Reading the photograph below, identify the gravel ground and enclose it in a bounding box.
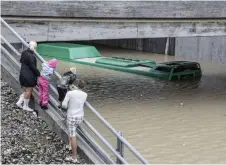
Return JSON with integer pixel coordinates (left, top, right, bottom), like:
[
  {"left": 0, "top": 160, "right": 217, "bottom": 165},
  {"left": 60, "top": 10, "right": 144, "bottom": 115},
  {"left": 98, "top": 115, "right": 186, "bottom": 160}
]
[{"left": 1, "top": 80, "right": 87, "bottom": 164}]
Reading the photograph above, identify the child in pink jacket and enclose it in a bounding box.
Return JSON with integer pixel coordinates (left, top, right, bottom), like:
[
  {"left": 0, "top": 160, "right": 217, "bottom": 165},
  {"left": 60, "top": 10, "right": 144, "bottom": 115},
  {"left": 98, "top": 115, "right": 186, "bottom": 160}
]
[{"left": 38, "top": 59, "right": 58, "bottom": 110}]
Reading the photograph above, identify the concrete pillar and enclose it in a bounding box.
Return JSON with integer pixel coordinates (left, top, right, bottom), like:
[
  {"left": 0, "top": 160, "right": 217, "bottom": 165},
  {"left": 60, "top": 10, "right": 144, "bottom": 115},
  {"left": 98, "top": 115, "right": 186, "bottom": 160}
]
[{"left": 175, "top": 36, "right": 226, "bottom": 64}]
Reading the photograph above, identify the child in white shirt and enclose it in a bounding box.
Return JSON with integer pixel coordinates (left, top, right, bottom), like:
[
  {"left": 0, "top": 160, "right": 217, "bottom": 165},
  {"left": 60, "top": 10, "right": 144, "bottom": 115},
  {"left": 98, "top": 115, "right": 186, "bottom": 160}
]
[{"left": 62, "top": 80, "right": 87, "bottom": 163}]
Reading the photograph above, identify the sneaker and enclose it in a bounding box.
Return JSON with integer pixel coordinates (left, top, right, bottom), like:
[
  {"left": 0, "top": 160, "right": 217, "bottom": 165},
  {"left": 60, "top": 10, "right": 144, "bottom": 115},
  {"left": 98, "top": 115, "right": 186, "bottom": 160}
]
[
  {"left": 23, "top": 105, "right": 34, "bottom": 112},
  {"left": 65, "top": 156, "right": 79, "bottom": 164},
  {"left": 41, "top": 106, "right": 48, "bottom": 110},
  {"left": 16, "top": 102, "right": 23, "bottom": 109}
]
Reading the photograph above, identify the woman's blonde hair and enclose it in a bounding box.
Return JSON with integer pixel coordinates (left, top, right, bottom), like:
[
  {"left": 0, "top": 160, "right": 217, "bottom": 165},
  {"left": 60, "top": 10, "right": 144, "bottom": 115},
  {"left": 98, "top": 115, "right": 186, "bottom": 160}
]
[{"left": 29, "top": 41, "right": 37, "bottom": 51}]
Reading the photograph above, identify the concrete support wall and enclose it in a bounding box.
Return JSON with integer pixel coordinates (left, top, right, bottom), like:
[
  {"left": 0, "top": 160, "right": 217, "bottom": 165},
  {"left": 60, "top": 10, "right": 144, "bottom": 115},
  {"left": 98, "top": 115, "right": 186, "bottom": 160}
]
[
  {"left": 2, "top": 1, "right": 226, "bottom": 18},
  {"left": 90, "top": 38, "right": 175, "bottom": 55},
  {"left": 3, "top": 19, "right": 226, "bottom": 43},
  {"left": 175, "top": 36, "right": 226, "bottom": 64}
]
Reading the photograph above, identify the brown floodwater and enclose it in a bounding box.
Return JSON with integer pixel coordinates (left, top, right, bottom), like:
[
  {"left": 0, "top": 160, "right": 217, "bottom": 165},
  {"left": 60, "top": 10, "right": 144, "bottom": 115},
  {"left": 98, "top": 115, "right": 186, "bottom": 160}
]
[{"left": 45, "top": 46, "right": 226, "bottom": 163}]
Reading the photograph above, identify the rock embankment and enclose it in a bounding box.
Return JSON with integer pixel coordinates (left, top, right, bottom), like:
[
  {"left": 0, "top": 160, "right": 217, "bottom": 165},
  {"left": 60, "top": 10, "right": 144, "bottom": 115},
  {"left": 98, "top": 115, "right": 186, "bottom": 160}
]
[{"left": 1, "top": 80, "right": 86, "bottom": 164}]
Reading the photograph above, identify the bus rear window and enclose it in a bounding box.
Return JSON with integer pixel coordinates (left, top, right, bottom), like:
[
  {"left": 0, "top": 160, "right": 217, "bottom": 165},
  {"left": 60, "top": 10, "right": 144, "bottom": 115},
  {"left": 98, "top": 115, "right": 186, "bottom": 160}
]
[
  {"left": 173, "top": 64, "right": 200, "bottom": 73},
  {"left": 155, "top": 66, "right": 172, "bottom": 72}
]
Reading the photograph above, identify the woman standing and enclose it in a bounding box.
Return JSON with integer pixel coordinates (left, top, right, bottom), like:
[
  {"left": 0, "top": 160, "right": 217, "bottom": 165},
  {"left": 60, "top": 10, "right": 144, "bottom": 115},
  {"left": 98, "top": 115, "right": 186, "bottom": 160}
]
[{"left": 16, "top": 41, "right": 40, "bottom": 111}]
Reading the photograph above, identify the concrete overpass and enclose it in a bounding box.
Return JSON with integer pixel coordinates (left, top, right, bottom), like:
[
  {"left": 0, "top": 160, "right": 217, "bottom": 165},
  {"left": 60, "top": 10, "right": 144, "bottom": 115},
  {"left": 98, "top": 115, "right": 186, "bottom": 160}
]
[
  {"left": 2, "top": 17, "right": 226, "bottom": 42},
  {"left": 1, "top": 1, "right": 226, "bottom": 64},
  {"left": 2, "top": 1, "right": 226, "bottom": 42}
]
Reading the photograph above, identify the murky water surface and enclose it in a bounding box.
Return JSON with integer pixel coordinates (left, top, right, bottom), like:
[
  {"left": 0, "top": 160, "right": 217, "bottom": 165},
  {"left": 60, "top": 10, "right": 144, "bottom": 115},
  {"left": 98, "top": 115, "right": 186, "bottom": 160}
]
[{"left": 46, "top": 46, "right": 226, "bottom": 163}]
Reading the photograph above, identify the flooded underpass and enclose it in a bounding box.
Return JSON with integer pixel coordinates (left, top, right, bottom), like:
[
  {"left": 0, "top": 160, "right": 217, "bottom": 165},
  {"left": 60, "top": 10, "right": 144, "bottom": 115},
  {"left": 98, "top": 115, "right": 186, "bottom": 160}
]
[{"left": 47, "top": 46, "right": 226, "bottom": 163}]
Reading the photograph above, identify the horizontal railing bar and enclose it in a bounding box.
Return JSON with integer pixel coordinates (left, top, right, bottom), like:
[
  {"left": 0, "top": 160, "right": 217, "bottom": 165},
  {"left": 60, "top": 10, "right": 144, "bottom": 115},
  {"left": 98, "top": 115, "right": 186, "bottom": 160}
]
[
  {"left": 1, "top": 45, "right": 20, "bottom": 67},
  {"left": 85, "top": 102, "right": 149, "bottom": 164},
  {"left": 78, "top": 126, "right": 115, "bottom": 164},
  {"left": 83, "top": 119, "right": 128, "bottom": 164},
  {"left": 1, "top": 35, "right": 21, "bottom": 56}
]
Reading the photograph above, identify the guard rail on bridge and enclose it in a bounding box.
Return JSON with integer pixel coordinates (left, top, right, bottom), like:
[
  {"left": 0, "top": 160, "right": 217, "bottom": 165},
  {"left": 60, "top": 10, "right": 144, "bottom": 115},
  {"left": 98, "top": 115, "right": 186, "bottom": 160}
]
[{"left": 1, "top": 18, "right": 149, "bottom": 164}]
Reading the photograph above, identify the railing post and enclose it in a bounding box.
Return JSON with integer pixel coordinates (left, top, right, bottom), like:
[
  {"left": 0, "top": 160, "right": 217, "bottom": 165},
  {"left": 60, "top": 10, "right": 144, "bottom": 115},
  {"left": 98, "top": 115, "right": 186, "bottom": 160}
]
[
  {"left": 116, "top": 131, "right": 124, "bottom": 164},
  {"left": 164, "top": 37, "right": 169, "bottom": 62}
]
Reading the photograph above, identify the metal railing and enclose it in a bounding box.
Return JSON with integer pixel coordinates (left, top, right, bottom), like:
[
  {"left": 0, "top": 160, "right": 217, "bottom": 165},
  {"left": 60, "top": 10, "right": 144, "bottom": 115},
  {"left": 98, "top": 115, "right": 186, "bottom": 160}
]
[
  {"left": 1, "top": 35, "right": 117, "bottom": 163},
  {"left": 1, "top": 18, "right": 149, "bottom": 164}
]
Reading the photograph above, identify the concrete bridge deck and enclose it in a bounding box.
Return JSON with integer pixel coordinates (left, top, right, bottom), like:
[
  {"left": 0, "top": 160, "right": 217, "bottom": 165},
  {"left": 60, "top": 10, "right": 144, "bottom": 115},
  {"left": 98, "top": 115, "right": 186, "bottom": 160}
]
[
  {"left": 2, "top": 1, "right": 226, "bottom": 41},
  {"left": 2, "top": 16, "right": 226, "bottom": 42}
]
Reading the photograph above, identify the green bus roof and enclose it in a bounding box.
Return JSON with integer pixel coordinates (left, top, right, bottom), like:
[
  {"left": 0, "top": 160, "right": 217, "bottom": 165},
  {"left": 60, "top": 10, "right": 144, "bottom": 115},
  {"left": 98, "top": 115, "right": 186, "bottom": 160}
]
[{"left": 37, "top": 43, "right": 101, "bottom": 60}]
